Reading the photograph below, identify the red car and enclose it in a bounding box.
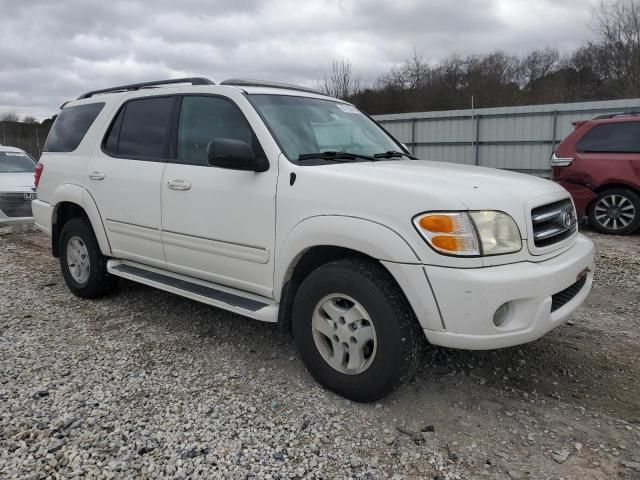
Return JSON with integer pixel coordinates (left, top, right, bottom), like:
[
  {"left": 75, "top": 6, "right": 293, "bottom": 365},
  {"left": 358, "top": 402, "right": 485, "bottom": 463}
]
[{"left": 552, "top": 113, "right": 640, "bottom": 235}]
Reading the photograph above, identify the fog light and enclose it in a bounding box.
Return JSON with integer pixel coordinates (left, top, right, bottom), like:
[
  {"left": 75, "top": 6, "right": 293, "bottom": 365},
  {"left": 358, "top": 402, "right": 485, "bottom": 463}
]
[{"left": 493, "top": 302, "right": 510, "bottom": 327}]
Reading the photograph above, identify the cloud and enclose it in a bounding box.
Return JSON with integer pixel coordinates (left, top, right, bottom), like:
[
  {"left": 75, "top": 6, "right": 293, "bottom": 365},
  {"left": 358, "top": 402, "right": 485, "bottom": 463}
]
[{"left": 0, "top": 0, "right": 594, "bottom": 119}]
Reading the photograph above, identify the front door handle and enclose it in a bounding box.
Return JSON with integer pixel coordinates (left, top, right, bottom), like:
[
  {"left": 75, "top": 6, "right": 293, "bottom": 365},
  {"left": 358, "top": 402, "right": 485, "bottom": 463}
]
[
  {"left": 88, "top": 171, "right": 105, "bottom": 181},
  {"left": 167, "top": 179, "right": 192, "bottom": 191}
]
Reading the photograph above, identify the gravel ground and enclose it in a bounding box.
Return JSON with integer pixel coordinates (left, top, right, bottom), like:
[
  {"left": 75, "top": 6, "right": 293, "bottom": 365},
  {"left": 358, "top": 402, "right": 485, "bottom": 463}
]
[{"left": 0, "top": 225, "right": 639, "bottom": 479}]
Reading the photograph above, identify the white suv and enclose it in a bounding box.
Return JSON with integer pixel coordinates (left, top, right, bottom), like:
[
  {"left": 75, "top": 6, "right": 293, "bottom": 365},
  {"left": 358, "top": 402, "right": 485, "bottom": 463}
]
[{"left": 33, "top": 78, "right": 595, "bottom": 401}]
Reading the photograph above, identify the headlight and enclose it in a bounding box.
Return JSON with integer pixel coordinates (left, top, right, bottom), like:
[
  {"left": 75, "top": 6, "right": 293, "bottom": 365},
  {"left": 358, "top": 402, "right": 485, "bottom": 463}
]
[
  {"left": 414, "top": 211, "right": 521, "bottom": 257},
  {"left": 468, "top": 211, "right": 522, "bottom": 255}
]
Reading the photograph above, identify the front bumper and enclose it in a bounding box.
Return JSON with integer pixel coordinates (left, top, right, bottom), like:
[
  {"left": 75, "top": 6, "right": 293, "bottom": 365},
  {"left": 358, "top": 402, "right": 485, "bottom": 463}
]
[
  {"left": 0, "top": 215, "right": 34, "bottom": 226},
  {"left": 422, "top": 234, "right": 594, "bottom": 350}
]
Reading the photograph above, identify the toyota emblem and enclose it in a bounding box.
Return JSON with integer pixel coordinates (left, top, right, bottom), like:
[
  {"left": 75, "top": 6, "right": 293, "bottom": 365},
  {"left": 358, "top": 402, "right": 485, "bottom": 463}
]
[{"left": 562, "top": 211, "right": 574, "bottom": 228}]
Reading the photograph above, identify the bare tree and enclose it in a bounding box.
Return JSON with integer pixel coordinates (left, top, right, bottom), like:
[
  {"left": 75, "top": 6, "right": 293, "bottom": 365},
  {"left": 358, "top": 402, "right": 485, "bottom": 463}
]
[
  {"left": 380, "top": 50, "right": 430, "bottom": 91},
  {"left": 593, "top": 0, "right": 640, "bottom": 95},
  {"left": 317, "top": 59, "right": 361, "bottom": 99},
  {"left": 518, "top": 48, "right": 560, "bottom": 87},
  {"left": 0, "top": 112, "right": 20, "bottom": 122},
  {"left": 22, "top": 116, "right": 37, "bottom": 124}
]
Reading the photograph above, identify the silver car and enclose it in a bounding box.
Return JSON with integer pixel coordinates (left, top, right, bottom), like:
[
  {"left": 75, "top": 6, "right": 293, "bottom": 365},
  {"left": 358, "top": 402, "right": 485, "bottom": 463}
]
[{"left": 0, "top": 145, "right": 37, "bottom": 225}]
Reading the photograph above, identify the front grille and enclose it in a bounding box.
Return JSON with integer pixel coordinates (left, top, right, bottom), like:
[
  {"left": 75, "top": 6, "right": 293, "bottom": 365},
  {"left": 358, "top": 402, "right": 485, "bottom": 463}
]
[
  {"left": 531, "top": 199, "right": 577, "bottom": 248},
  {"left": 0, "top": 192, "right": 35, "bottom": 218},
  {"left": 551, "top": 275, "right": 587, "bottom": 312}
]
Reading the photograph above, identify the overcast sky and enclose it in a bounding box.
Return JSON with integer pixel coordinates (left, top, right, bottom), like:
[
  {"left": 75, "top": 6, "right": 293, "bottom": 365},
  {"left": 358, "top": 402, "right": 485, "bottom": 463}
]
[{"left": 0, "top": 0, "right": 595, "bottom": 119}]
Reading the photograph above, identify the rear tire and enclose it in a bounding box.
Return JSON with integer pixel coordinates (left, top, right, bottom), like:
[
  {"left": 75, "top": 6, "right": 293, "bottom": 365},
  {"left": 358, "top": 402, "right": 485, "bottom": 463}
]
[
  {"left": 59, "top": 217, "right": 118, "bottom": 298},
  {"left": 587, "top": 187, "right": 640, "bottom": 235},
  {"left": 292, "top": 258, "right": 423, "bottom": 402}
]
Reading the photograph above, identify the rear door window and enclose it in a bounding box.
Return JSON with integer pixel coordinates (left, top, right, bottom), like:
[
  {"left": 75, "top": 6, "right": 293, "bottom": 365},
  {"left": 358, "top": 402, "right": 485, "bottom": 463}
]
[
  {"left": 577, "top": 122, "right": 640, "bottom": 153},
  {"left": 44, "top": 103, "right": 104, "bottom": 152},
  {"left": 104, "top": 96, "right": 174, "bottom": 159}
]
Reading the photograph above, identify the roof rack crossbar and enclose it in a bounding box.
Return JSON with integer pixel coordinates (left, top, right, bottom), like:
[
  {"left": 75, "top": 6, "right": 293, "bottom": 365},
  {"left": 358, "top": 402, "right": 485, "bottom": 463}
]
[
  {"left": 594, "top": 111, "right": 639, "bottom": 119},
  {"left": 220, "top": 78, "right": 325, "bottom": 96},
  {"left": 76, "top": 77, "right": 214, "bottom": 100}
]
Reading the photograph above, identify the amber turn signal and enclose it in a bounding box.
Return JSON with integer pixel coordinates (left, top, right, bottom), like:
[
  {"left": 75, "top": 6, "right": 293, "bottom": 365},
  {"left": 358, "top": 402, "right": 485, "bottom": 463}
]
[
  {"left": 419, "top": 214, "right": 454, "bottom": 233},
  {"left": 431, "top": 235, "right": 463, "bottom": 252}
]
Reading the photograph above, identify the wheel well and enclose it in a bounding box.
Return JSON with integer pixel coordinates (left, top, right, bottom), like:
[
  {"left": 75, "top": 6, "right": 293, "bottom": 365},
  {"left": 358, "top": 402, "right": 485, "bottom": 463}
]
[
  {"left": 51, "top": 202, "right": 88, "bottom": 257},
  {"left": 277, "top": 246, "right": 382, "bottom": 333},
  {"left": 592, "top": 183, "right": 639, "bottom": 196}
]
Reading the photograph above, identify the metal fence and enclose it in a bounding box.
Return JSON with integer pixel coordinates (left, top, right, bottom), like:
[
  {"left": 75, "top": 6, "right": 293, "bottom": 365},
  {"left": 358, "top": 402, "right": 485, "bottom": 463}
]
[
  {"left": 0, "top": 121, "right": 50, "bottom": 159},
  {"left": 373, "top": 98, "right": 640, "bottom": 176}
]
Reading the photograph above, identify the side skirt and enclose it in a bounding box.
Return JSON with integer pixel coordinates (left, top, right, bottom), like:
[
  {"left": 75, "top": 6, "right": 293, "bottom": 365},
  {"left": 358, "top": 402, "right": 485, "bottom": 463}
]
[{"left": 106, "top": 259, "right": 279, "bottom": 323}]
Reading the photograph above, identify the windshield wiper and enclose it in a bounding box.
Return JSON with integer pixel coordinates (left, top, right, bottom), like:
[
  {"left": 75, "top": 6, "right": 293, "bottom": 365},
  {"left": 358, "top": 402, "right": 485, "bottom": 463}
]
[
  {"left": 373, "top": 150, "right": 417, "bottom": 160},
  {"left": 298, "top": 151, "right": 376, "bottom": 162}
]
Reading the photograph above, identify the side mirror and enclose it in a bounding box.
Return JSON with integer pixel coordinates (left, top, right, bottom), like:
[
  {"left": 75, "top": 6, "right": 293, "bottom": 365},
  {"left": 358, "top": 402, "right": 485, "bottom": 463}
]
[{"left": 207, "top": 138, "right": 269, "bottom": 172}]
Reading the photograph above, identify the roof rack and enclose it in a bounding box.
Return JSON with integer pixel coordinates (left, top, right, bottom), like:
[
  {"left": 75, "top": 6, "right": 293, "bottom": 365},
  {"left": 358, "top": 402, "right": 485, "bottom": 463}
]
[
  {"left": 594, "top": 111, "right": 639, "bottom": 120},
  {"left": 76, "top": 77, "right": 214, "bottom": 100},
  {"left": 220, "top": 78, "right": 325, "bottom": 95}
]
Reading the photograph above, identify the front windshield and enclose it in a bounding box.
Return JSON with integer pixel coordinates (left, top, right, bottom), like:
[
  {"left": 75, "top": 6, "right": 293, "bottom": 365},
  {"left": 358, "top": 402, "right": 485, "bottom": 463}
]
[
  {"left": 0, "top": 152, "right": 36, "bottom": 173},
  {"left": 250, "top": 94, "right": 402, "bottom": 160}
]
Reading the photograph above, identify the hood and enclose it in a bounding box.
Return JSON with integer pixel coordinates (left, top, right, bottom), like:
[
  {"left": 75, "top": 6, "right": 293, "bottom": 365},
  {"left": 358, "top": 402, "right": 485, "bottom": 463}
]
[
  {"left": 324, "top": 160, "right": 563, "bottom": 206},
  {"left": 299, "top": 159, "right": 569, "bottom": 237},
  {"left": 0, "top": 172, "right": 36, "bottom": 192}
]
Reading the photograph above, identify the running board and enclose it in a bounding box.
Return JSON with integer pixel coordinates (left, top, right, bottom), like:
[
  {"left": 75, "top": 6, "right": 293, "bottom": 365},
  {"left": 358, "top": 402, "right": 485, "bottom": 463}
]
[{"left": 107, "top": 260, "right": 278, "bottom": 323}]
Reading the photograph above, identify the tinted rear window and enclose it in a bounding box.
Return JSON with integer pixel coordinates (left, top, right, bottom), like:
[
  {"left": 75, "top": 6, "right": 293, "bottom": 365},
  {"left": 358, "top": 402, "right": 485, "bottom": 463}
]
[
  {"left": 577, "top": 122, "right": 640, "bottom": 153},
  {"left": 104, "top": 96, "right": 174, "bottom": 159},
  {"left": 44, "top": 103, "right": 104, "bottom": 152}
]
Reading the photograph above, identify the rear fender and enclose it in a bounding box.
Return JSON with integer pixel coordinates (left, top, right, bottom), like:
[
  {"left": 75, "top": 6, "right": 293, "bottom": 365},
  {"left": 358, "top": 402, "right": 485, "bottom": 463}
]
[{"left": 51, "top": 183, "right": 112, "bottom": 256}]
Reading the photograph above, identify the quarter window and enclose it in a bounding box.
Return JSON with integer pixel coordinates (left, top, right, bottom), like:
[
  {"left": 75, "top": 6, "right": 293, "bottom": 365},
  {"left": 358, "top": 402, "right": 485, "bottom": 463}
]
[
  {"left": 577, "top": 122, "right": 640, "bottom": 153},
  {"left": 104, "top": 96, "right": 174, "bottom": 159},
  {"left": 44, "top": 103, "right": 104, "bottom": 152},
  {"left": 177, "top": 96, "right": 256, "bottom": 165}
]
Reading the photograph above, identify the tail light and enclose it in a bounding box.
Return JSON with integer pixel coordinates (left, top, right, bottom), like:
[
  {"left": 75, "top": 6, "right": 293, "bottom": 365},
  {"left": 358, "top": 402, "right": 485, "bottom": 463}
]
[{"left": 34, "top": 163, "right": 44, "bottom": 188}]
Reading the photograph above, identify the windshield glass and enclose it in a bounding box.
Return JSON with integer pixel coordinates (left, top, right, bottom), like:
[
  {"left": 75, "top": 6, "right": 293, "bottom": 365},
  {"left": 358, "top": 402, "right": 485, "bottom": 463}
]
[
  {"left": 250, "top": 94, "right": 402, "bottom": 161},
  {"left": 0, "top": 152, "right": 36, "bottom": 173}
]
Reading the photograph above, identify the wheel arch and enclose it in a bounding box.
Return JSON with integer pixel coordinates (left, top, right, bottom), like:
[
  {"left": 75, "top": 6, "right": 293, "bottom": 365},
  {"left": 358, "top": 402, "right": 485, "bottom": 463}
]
[
  {"left": 50, "top": 184, "right": 111, "bottom": 257},
  {"left": 591, "top": 182, "right": 640, "bottom": 196},
  {"left": 587, "top": 182, "right": 640, "bottom": 214},
  {"left": 274, "top": 216, "right": 423, "bottom": 333}
]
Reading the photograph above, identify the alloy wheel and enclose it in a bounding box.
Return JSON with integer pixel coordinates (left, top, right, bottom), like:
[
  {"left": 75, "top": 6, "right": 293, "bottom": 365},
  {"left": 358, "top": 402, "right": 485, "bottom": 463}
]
[
  {"left": 66, "top": 236, "right": 91, "bottom": 284},
  {"left": 311, "top": 294, "right": 377, "bottom": 375},
  {"left": 593, "top": 194, "right": 636, "bottom": 231}
]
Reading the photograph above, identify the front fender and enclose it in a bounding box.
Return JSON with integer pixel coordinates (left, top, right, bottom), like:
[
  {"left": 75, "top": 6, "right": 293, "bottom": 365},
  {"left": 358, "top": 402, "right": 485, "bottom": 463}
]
[
  {"left": 274, "top": 215, "right": 420, "bottom": 294},
  {"left": 51, "top": 183, "right": 112, "bottom": 256}
]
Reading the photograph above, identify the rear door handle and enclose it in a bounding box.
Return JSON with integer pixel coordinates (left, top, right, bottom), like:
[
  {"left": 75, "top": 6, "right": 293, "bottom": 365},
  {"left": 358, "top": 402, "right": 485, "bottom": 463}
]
[
  {"left": 167, "top": 179, "right": 192, "bottom": 191},
  {"left": 88, "top": 171, "right": 105, "bottom": 181}
]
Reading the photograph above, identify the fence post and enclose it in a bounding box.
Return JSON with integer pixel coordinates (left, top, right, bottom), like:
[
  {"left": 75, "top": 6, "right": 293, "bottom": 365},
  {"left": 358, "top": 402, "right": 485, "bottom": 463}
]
[
  {"left": 410, "top": 118, "right": 417, "bottom": 155},
  {"left": 474, "top": 114, "right": 481, "bottom": 166},
  {"left": 550, "top": 109, "right": 559, "bottom": 156}
]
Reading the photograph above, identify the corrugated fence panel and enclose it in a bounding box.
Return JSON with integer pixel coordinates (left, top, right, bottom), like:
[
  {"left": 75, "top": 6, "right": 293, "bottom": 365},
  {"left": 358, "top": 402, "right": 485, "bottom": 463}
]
[
  {"left": 414, "top": 145, "right": 475, "bottom": 164},
  {"left": 373, "top": 98, "right": 640, "bottom": 175},
  {"left": 383, "top": 121, "right": 412, "bottom": 145}
]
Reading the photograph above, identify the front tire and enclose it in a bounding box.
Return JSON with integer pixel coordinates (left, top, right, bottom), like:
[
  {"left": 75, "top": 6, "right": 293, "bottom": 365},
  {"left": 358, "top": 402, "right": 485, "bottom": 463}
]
[
  {"left": 292, "top": 258, "right": 423, "bottom": 402},
  {"left": 59, "top": 217, "right": 118, "bottom": 298},
  {"left": 587, "top": 188, "right": 640, "bottom": 235}
]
